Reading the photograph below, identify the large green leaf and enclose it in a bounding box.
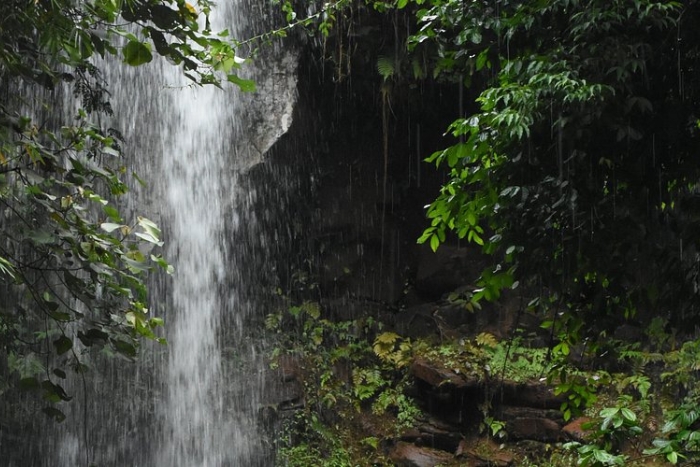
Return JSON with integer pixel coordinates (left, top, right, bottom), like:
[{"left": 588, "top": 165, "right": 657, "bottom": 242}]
[
  {"left": 227, "top": 73, "right": 256, "bottom": 92},
  {"left": 123, "top": 40, "right": 153, "bottom": 66},
  {"left": 52, "top": 335, "right": 73, "bottom": 355}
]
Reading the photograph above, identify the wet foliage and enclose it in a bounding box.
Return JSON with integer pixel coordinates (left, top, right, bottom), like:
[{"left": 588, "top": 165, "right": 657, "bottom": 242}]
[
  {"left": 0, "top": 0, "right": 251, "bottom": 428},
  {"left": 273, "top": 0, "right": 700, "bottom": 465}
]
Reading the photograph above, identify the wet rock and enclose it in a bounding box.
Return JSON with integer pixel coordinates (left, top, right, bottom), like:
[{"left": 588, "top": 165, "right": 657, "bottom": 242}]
[
  {"left": 256, "top": 356, "right": 305, "bottom": 417},
  {"left": 239, "top": 51, "right": 299, "bottom": 167},
  {"left": 497, "top": 405, "right": 563, "bottom": 424},
  {"left": 401, "top": 417, "right": 463, "bottom": 452},
  {"left": 507, "top": 417, "right": 562, "bottom": 442},
  {"left": 476, "top": 449, "right": 514, "bottom": 467},
  {"left": 395, "top": 303, "right": 440, "bottom": 339},
  {"left": 410, "top": 357, "right": 484, "bottom": 428},
  {"left": 277, "top": 354, "right": 302, "bottom": 382},
  {"left": 456, "top": 439, "right": 515, "bottom": 466},
  {"left": 562, "top": 417, "right": 594, "bottom": 442},
  {"left": 514, "top": 439, "right": 552, "bottom": 456},
  {"left": 499, "top": 381, "right": 565, "bottom": 409},
  {"left": 613, "top": 324, "right": 644, "bottom": 342},
  {"left": 389, "top": 441, "right": 453, "bottom": 467},
  {"left": 415, "top": 245, "right": 483, "bottom": 299},
  {"left": 411, "top": 357, "right": 480, "bottom": 389}
]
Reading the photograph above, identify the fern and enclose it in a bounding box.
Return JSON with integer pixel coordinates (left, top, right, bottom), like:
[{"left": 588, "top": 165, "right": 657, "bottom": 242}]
[
  {"left": 376, "top": 55, "right": 395, "bottom": 81},
  {"left": 476, "top": 332, "right": 498, "bottom": 348}
]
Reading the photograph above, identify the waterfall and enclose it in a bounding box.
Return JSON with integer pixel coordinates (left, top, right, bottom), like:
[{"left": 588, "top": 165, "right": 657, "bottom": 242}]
[
  {"left": 5, "top": 1, "right": 298, "bottom": 465},
  {"left": 114, "top": 2, "right": 298, "bottom": 465},
  {"left": 156, "top": 40, "right": 242, "bottom": 467}
]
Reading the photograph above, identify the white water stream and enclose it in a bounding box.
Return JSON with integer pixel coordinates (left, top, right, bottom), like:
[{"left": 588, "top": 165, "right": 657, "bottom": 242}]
[
  {"left": 31, "top": 2, "right": 298, "bottom": 465},
  {"left": 130, "top": 4, "right": 296, "bottom": 464},
  {"left": 157, "top": 48, "right": 237, "bottom": 467}
]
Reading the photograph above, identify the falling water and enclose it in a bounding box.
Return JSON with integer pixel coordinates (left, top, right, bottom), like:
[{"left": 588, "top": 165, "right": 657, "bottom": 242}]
[
  {"left": 120, "top": 2, "right": 298, "bottom": 464},
  {"left": 157, "top": 46, "right": 235, "bottom": 467},
  {"left": 4, "top": 1, "right": 298, "bottom": 465}
]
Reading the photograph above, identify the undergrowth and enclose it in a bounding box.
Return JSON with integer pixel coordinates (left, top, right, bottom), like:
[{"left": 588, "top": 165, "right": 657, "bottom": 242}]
[{"left": 267, "top": 295, "right": 700, "bottom": 466}]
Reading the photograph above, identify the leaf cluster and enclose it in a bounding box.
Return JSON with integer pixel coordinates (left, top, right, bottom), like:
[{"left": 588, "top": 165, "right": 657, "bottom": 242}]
[
  {"left": 0, "top": 0, "right": 258, "bottom": 424},
  {"left": 0, "top": 107, "right": 171, "bottom": 416},
  {"left": 0, "top": 0, "right": 254, "bottom": 90},
  {"left": 406, "top": 0, "right": 700, "bottom": 352},
  {"left": 267, "top": 300, "right": 420, "bottom": 465}
]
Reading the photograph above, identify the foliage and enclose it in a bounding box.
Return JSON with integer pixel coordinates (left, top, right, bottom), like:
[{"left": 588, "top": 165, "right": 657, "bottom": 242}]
[
  {"left": 408, "top": 0, "right": 698, "bottom": 338},
  {"left": 0, "top": 0, "right": 254, "bottom": 89},
  {"left": 482, "top": 416, "right": 506, "bottom": 440},
  {"left": 264, "top": 0, "right": 352, "bottom": 42},
  {"left": 0, "top": 0, "right": 254, "bottom": 422},
  {"left": 485, "top": 335, "right": 548, "bottom": 383},
  {"left": 372, "top": 331, "right": 412, "bottom": 368},
  {"left": 411, "top": 336, "right": 489, "bottom": 382},
  {"left": 644, "top": 399, "right": 700, "bottom": 464},
  {"left": 277, "top": 411, "right": 358, "bottom": 467},
  {"left": 277, "top": 0, "right": 700, "bottom": 464},
  {"left": 267, "top": 300, "right": 420, "bottom": 466},
  {"left": 567, "top": 399, "right": 643, "bottom": 467},
  {"left": 409, "top": 1, "right": 682, "bottom": 333}
]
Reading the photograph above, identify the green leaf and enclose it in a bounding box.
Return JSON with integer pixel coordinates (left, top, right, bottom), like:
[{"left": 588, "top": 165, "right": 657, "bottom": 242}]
[
  {"left": 136, "top": 216, "right": 164, "bottom": 245},
  {"left": 133, "top": 231, "right": 163, "bottom": 246},
  {"left": 53, "top": 335, "right": 73, "bottom": 355},
  {"left": 377, "top": 56, "right": 395, "bottom": 80},
  {"left": 476, "top": 49, "right": 490, "bottom": 71},
  {"left": 150, "top": 254, "right": 174, "bottom": 274},
  {"left": 77, "top": 329, "right": 109, "bottom": 347},
  {"left": 111, "top": 339, "right": 137, "bottom": 359},
  {"left": 48, "top": 311, "right": 72, "bottom": 322},
  {"left": 103, "top": 205, "right": 123, "bottom": 222},
  {"left": 41, "top": 380, "right": 72, "bottom": 402},
  {"left": 100, "top": 222, "right": 124, "bottom": 233},
  {"left": 42, "top": 406, "right": 66, "bottom": 423},
  {"left": 429, "top": 234, "right": 440, "bottom": 252},
  {"left": 620, "top": 407, "right": 636, "bottom": 422},
  {"left": 226, "top": 74, "right": 256, "bottom": 92},
  {"left": 28, "top": 230, "right": 55, "bottom": 245},
  {"left": 301, "top": 301, "right": 321, "bottom": 319},
  {"left": 124, "top": 257, "right": 149, "bottom": 272},
  {"left": 101, "top": 145, "right": 120, "bottom": 157},
  {"left": 123, "top": 40, "right": 153, "bottom": 66},
  {"left": 0, "top": 256, "right": 16, "bottom": 279},
  {"left": 137, "top": 216, "right": 161, "bottom": 238},
  {"left": 150, "top": 5, "right": 181, "bottom": 29},
  {"left": 149, "top": 317, "right": 164, "bottom": 328}
]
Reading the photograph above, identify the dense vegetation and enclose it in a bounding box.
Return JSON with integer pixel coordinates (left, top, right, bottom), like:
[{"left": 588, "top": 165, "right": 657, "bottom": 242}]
[
  {"left": 0, "top": 0, "right": 250, "bottom": 423},
  {"left": 5, "top": 0, "right": 700, "bottom": 465},
  {"left": 414, "top": 0, "right": 692, "bottom": 348},
  {"left": 271, "top": 0, "right": 700, "bottom": 465}
]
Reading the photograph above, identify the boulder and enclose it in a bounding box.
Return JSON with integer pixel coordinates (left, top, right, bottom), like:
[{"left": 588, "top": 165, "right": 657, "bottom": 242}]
[
  {"left": 499, "top": 381, "right": 565, "bottom": 409},
  {"left": 411, "top": 357, "right": 480, "bottom": 389},
  {"left": 562, "top": 417, "right": 594, "bottom": 442},
  {"left": 389, "top": 441, "right": 453, "bottom": 467},
  {"left": 400, "top": 417, "right": 463, "bottom": 452},
  {"left": 496, "top": 405, "right": 563, "bottom": 424},
  {"left": 415, "top": 245, "right": 483, "bottom": 299},
  {"left": 507, "top": 417, "right": 562, "bottom": 442},
  {"left": 456, "top": 439, "right": 515, "bottom": 466}
]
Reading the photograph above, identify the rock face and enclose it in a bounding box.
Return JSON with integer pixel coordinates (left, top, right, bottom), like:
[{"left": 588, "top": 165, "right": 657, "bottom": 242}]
[
  {"left": 409, "top": 357, "right": 567, "bottom": 443},
  {"left": 389, "top": 442, "right": 454, "bottom": 467},
  {"left": 562, "top": 417, "right": 594, "bottom": 442},
  {"left": 237, "top": 50, "right": 299, "bottom": 168},
  {"left": 257, "top": 11, "right": 567, "bottom": 465}
]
